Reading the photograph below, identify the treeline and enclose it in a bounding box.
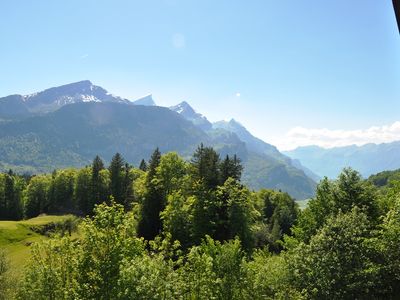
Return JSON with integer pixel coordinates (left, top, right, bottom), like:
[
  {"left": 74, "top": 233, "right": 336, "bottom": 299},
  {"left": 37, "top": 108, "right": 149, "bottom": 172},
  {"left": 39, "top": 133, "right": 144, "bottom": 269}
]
[
  {"left": 0, "top": 170, "right": 24, "bottom": 220},
  {"left": 0, "top": 144, "right": 296, "bottom": 252},
  {"left": 3, "top": 145, "right": 400, "bottom": 298},
  {"left": 0, "top": 153, "right": 134, "bottom": 220}
]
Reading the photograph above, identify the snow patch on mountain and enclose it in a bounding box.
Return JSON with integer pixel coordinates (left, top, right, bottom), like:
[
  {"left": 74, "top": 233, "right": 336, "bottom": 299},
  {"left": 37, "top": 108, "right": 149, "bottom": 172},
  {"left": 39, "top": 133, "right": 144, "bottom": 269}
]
[
  {"left": 169, "top": 101, "right": 212, "bottom": 131},
  {"left": 0, "top": 80, "right": 131, "bottom": 114}
]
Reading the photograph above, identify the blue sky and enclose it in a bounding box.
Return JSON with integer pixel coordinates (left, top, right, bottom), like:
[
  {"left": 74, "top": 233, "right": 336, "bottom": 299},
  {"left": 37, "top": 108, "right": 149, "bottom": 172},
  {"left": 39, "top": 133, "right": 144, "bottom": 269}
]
[{"left": 0, "top": 0, "right": 399, "bottom": 149}]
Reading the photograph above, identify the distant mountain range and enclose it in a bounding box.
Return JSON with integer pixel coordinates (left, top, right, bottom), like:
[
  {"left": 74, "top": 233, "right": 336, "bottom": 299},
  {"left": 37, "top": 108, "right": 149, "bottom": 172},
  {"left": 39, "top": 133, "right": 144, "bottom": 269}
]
[
  {"left": 285, "top": 142, "right": 400, "bottom": 179},
  {"left": 0, "top": 81, "right": 317, "bottom": 199}
]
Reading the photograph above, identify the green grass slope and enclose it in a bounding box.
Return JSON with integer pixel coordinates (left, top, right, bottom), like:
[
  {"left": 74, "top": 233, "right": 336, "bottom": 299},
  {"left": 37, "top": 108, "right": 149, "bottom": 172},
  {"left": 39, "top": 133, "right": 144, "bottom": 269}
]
[{"left": 0, "top": 215, "right": 75, "bottom": 272}]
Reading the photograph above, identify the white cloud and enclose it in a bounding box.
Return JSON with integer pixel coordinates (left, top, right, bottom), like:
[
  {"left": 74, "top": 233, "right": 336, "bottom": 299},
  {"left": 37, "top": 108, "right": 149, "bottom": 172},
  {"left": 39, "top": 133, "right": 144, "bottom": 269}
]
[
  {"left": 80, "top": 54, "right": 89, "bottom": 59},
  {"left": 274, "top": 121, "right": 400, "bottom": 151},
  {"left": 172, "top": 33, "right": 185, "bottom": 49},
  {"left": 236, "top": 92, "right": 241, "bottom": 97}
]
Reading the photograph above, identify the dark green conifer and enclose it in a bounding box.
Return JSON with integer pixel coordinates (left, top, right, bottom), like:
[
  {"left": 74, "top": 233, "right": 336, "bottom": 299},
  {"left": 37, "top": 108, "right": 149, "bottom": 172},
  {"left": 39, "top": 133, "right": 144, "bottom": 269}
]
[
  {"left": 109, "top": 153, "right": 125, "bottom": 205},
  {"left": 137, "top": 148, "right": 163, "bottom": 240},
  {"left": 139, "top": 159, "right": 147, "bottom": 171},
  {"left": 122, "top": 163, "right": 133, "bottom": 210},
  {"left": 91, "top": 155, "right": 106, "bottom": 211},
  {"left": 219, "top": 154, "right": 243, "bottom": 184},
  {"left": 4, "top": 171, "right": 19, "bottom": 220},
  {"left": 191, "top": 143, "right": 220, "bottom": 190}
]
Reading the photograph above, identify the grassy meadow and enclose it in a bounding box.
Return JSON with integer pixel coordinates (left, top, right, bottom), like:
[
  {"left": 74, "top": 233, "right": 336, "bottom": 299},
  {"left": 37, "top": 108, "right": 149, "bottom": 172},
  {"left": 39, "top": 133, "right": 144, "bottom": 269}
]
[{"left": 0, "top": 215, "right": 77, "bottom": 273}]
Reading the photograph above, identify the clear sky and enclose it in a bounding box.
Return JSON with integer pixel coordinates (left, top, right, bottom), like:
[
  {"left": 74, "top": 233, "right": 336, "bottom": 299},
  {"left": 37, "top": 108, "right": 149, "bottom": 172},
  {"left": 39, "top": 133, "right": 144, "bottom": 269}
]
[{"left": 0, "top": 0, "right": 399, "bottom": 150}]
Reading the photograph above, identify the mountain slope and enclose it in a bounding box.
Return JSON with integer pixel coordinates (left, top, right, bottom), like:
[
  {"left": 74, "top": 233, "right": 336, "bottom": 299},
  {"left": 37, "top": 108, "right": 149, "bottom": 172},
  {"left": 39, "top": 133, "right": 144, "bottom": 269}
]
[
  {"left": 0, "top": 80, "right": 131, "bottom": 117},
  {"left": 285, "top": 142, "right": 400, "bottom": 178},
  {"left": 0, "top": 102, "right": 208, "bottom": 173},
  {"left": 170, "top": 101, "right": 212, "bottom": 131},
  {"left": 133, "top": 94, "right": 156, "bottom": 106},
  {"left": 368, "top": 168, "right": 400, "bottom": 188},
  {"left": 0, "top": 95, "right": 31, "bottom": 119},
  {"left": 0, "top": 101, "right": 315, "bottom": 198},
  {"left": 170, "top": 102, "right": 317, "bottom": 198},
  {"left": 0, "top": 82, "right": 317, "bottom": 199},
  {"left": 242, "top": 152, "right": 316, "bottom": 200},
  {"left": 213, "top": 119, "right": 282, "bottom": 159},
  {"left": 212, "top": 119, "right": 320, "bottom": 181}
]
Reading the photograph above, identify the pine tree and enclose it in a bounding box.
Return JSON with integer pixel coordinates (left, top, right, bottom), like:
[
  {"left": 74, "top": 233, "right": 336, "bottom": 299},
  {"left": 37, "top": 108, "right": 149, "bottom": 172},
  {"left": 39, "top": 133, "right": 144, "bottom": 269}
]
[
  {"left": 91, "top": 155, "right": 106, "bottom": 212},
  {"left": 147, "top": 148, "right": 161, "bottom": 179},
  {"left": 92, "top": 155, "right": 104, "bottom": 175},
  {"left": 75, "top": 167, "right": 92, "bottom": 215},
  {"left": 139, "top": 159, "right": 147, "bottom": 171},
  {"left": 219, "top": 154, "right": 243, "bottom": 184},
  {"left": 4, "top": 171, "right": 20, "bottom": 220},
  {"left": 109, "top": 153, "right": 126, "bottom": 205},
  {"left": 191, "top": 144, "right": 220, "bottom": 190},
  {"left": 137, "top": 148, "right": 163, "bottom": 240},
  {"left": 92, "top": 156, "right": 105, "bottom": 199},
  {"left": 122, "top": 163, "right": 134, "bottom": 210}
]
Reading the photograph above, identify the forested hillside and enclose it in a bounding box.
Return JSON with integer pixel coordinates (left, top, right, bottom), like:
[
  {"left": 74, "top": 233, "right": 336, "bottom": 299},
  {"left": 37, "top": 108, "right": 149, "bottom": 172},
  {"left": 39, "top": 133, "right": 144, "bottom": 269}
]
[
  {"left": 0, "top": 82, "right": 317, "bottom": 199},
  {"left": 1, "top": 146, "right": 400, "bottom": 299},
  {"left": 369, "top": 168, "right": 400, "bottom": 187},
  {"left": 0, "top": 102, "right": 207, "bottom": 173}
]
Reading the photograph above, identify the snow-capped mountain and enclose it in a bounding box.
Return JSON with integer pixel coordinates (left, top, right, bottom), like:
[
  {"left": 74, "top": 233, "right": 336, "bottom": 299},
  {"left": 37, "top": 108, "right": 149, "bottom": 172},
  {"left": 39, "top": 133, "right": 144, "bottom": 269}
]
[
  {"left": 169, "top": 101, "right": 212, "bottom": 131},
  {"left": 0, "top": 80, "right": 130, "bottom": 117},
  {"left": 23, "top": 80, "right": 130, "bottom": 113}
]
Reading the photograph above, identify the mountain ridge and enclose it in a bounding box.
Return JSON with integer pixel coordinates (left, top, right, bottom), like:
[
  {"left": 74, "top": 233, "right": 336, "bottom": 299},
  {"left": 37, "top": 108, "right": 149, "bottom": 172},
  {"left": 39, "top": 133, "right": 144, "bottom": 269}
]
[
  {"left": 169, "top": 101, "right": 317, "bottom": 198},
  {"left": 0, "top": 81, "right": 317, "bottom": 199},
  {"left": 0, "top": 80, "right": 131, "bottom": 117},
  {"left": 169, "top": 101, "right": 212, "bottom": 131},
  {"left": 285, "top": 142, "right": 400, "bottom": 178},
  {"left": 133, "top": 94, "right": 156, "bottom": 106}
]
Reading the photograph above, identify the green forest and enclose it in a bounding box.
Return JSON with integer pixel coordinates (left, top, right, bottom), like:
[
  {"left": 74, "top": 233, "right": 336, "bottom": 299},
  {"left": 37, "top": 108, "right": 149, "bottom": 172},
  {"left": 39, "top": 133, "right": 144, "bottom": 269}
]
[{"left": 1, "top": 144, "right": 400, "bottom": 299}]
